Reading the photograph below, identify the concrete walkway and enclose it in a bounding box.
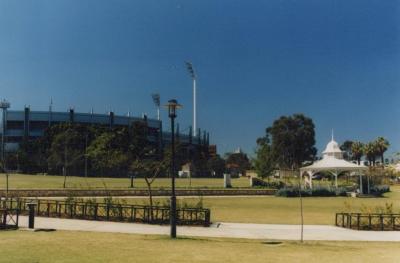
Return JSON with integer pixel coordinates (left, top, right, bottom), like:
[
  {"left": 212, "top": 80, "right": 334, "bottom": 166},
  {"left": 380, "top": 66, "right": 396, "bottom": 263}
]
[{"left": 18, "top": 216, "right": 400, "bottom": 242}]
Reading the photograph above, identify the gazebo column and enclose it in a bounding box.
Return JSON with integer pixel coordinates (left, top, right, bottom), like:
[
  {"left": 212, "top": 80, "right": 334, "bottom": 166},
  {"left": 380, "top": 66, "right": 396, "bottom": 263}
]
[
  {"left": 309, "top": 172, "right": 313, "bottom": 189},
  {"left": 359, "top": 172, "right": 363, "bottom": 194},
  {"left": 335, "top": 171, "right": 338, "bottom": 189}
]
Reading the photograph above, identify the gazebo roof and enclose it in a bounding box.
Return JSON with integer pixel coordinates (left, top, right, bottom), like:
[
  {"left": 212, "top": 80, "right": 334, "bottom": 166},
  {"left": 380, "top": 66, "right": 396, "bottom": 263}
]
[{"left": 300, "top": 156, "right": 367, "bottom": 172}]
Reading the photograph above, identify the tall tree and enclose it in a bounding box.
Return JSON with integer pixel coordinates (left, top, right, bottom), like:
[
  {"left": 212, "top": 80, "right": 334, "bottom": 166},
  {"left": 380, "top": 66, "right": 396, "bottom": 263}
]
[
  {"left": 266, "top": 114, "right": 316, "bottom": 169},
  {"left": 363, "top": 142, "right": 377, "bottom": 166},
  {"left": 340, "top": 140, "right": 354, "bottom": 161},
  {"left": 207, "top": 155, "right": 226, "bottom": 177},
  {"left": 253, "top": 136, "right": 276, "bottom": 181},
  {"left": 225, "top": 151, "right": 251, "bottom": 176},
  {"left": 351, "top": 141, "right": 364, "bottom": 165},
  {"left": 374, "top": 137, "right": 389, "bottom": 166}
]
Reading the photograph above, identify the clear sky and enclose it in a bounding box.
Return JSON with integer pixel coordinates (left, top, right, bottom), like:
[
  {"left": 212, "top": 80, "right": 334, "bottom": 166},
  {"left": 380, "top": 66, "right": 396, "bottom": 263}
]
[{"left": 0, "top": 0, "right": 399, "bottom": 157}]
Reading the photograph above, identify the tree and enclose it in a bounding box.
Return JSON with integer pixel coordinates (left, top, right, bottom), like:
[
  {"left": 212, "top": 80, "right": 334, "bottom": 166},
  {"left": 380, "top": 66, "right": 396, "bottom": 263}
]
[
  {"left": 340, "top": 140, "right": 354, "bottom": 161},
  {"left": 207, "top": 155, "right": 226, "bottom": 177},
  {"left": 86, "top": 131, "right": 130, "bottom": 176},
  {"left": 374, "top": 137, "right": 389, "bottom": 166},
  {"left": 225, "top": 151, "right": 251, "bottom": 176},
  {"left": 266, "top": 114, "right": 316, "bottom": 169},
  {"left": 253, "top": 136, "right": 275, "bottom": 181},
  {"left": 131, "top": 156, "right": 168, "bottom": 220},
  {"left": 351, "top": 141, "right": 364, "bottom": 165},
  {"left": 363, "top": 142, "right": 377, "bottom": 166},
  {"left": 47, "top": 125, "right": 87, "bottom": 187}
]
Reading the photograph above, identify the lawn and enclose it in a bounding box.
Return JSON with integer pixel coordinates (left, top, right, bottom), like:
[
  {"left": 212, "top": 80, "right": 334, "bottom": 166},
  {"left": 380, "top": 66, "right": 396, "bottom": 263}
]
[
  {"left": 0, "top": 173, "right": 250, "bottom": 189},
  {"left": 0, "top": 230, "right": 399, "bottom": 263}
]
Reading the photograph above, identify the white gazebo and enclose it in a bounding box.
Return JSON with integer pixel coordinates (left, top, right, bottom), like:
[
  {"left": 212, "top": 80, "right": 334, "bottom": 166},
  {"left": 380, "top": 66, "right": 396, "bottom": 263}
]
[{"left": 300, "top": 135, "right": 367, "bottom": 193}]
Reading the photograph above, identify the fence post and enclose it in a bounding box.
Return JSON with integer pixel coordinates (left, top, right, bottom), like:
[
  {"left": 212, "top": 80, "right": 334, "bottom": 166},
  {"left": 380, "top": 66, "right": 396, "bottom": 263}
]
[
  {"left": 380, "top": 215, "right": 384, "bottom": 231},
  {"left": 27, "top": 203, "right": 36, "bottom": 229},
  {"left": 205, "top": 210, "right": 210, "bottom": 226},
  {"left": 369, "top": 215, "right": 372, "bottom": 230},
  {"left": 16, "top": 208, "right": 19, "bottom": 227},
  {"left": 335, "top": 214, "right": 338, "bottom": 226},
  {"left": 357, "top": 214, "right": 360, "bottom": 230},
  {"left": 349, "top": 214, "right": 352, "bottom": 229},
  {"left": 392, "top": 215, "right": 395, "bottom": 230},
  {"left": 106, "top": 205, "right": 110, "bottom": 221},
  {"left": 47, "top": 202, "right": 50, "bottom": 217},
  {"left": 94, "top": 204, "right": 98, "bottom": 220}
]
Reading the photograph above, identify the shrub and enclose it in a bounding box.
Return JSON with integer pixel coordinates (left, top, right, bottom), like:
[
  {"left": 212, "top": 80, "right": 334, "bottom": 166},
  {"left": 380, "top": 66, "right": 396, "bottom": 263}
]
[
  {"left": 275, "top": 186, "right": 347, "bottom": 197},
  {"left": 370, "top": 185, "right": 390, "bottom": 196},
  {"left": 252, "top": 177, "right": 285, "bottom": 189}
]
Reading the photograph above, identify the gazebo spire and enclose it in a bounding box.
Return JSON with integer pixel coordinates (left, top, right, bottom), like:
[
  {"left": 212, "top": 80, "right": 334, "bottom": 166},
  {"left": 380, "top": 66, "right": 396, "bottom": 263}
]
[{"left": 331, "top": 129, "right": 334, "bottom": 141}]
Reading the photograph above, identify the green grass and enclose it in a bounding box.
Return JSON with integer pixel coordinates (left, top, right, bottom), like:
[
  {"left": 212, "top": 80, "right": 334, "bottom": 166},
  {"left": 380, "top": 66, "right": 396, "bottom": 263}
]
[
  {"left": 0, "top": 230, "right": 399, "bottom": 263},
  {"left": 0, "top": 173, "right": 250, "bottom": 189}
]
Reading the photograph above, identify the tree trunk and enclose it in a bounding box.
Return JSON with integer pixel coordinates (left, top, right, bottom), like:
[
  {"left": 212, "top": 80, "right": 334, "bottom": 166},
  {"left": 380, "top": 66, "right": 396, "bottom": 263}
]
[
  {"left": 381, "top": 154, "right": 384, "bottom": 167},
  {"left": 145, "top": 179, "right": 153, "bottom": 222}
]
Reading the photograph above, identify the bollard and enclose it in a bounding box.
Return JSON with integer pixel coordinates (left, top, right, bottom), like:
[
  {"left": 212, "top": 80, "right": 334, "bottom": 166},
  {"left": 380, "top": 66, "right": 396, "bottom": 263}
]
[{"left": 27, "top": 203, "right": 37, "bottom": 229}]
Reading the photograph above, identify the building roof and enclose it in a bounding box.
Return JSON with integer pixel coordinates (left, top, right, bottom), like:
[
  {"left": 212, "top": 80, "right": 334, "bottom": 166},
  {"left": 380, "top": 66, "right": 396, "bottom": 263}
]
[
  {"left": 322, "top": 138, "right": 343, "bottom": 155},
  {"left": 300, "top": 156, "right": 367, "bottom": 172}
]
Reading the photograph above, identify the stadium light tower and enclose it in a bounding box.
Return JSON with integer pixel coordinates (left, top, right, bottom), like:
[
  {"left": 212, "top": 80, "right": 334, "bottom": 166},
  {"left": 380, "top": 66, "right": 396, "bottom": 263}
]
[
  {"left": 151, "top": 93, "right": 161, "bottom": 120},
  {"left": 0, "top": 99, "right": 10, "bottom": 163},
  {"left": 185, "top": 61, "right": 197, "bottom": 137}
]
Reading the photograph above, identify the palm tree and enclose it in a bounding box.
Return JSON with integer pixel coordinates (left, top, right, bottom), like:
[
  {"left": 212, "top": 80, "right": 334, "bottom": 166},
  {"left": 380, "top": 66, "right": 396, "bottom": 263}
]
[
  {"left": 351, "top": 141, "right": 364, "bottom": 165},
  {"left": 374, "top": 137, "right": 389, "bottom": 166},
  {"left": 363, "top": 142, "right": 378, "bottom": 166}
]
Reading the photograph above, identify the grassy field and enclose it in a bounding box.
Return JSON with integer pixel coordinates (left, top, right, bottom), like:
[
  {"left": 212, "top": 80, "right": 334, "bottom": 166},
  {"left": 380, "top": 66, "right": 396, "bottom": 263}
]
[
  {"left": 0, "top": 173, "right": 251, "bottom": 189},
  {"left": 0, "top": 230, "right": 399, "bottom": 263},
  {"left": 103, "top": 186, "right": 400, "bottom": 225}
]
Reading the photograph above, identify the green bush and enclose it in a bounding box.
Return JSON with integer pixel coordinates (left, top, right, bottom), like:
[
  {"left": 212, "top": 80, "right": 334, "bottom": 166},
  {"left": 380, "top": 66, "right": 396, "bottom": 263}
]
[
  {"left": 370, "top": 185, "right": 390, "bottom": 196},
  {"left": 276, "top": 186, "right": 347, "bottom": 197}
]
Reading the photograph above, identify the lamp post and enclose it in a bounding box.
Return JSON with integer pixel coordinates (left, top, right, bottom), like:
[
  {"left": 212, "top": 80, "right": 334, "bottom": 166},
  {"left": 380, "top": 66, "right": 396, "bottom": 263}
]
[
  {"left": 0, "top": 100, "right": 10, "bottom": 201},
  {"left": 164, "top": 99, "right": 182, "bottom": 238}
]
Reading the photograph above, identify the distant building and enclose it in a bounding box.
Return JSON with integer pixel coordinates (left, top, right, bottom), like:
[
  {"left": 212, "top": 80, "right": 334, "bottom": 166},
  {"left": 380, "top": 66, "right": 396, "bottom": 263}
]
[{"left": 0, "top": 106, "right": 210, "bottom": 153}]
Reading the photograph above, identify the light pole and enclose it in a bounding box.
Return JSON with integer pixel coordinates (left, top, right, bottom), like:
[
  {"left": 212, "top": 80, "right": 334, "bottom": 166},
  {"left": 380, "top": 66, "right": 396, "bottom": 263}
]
[
  {"left": 185, "top": 62, "right": 196, "bottom": 137},
  {"left": 152, "top": 93, "right": 161, "bottom": 121},
  {"left": 164, "top": 99, "right": 182, "bottom": 238},
  {"left": 0, "top": 100, "right": 10, "bottom": 200}
]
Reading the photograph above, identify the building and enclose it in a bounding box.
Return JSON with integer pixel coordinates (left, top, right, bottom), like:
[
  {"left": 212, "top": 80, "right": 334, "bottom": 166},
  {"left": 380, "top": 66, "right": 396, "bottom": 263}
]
[{"left": 0, "top": 106, "right": 210, "bottom": 153}]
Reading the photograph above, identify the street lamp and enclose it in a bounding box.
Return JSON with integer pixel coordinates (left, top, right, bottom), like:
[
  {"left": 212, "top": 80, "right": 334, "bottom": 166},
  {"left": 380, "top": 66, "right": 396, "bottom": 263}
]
[
  {"left": 0, "top": 100, "right": 10, "bottom": 201},
  {"left": 164, "top": 99, "right": 182, "bottom": 238}
]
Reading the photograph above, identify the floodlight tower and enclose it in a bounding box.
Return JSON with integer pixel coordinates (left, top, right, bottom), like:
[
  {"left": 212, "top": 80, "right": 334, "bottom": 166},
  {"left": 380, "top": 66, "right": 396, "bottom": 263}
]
[
  {"left": 151, "top": 93, "right": 161, "bottom": 120},
  {"left": 0, "top": 100, "right": 10, "bottom": 163},
  {"left": 185, "top": 61, "right": 197, "bottom": 137}
]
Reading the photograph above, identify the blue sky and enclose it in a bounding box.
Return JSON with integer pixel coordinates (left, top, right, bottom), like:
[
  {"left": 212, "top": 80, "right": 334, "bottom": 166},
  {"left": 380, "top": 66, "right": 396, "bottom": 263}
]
[{"left": 0, "top": 0, "right": 399, "bottom": 157}]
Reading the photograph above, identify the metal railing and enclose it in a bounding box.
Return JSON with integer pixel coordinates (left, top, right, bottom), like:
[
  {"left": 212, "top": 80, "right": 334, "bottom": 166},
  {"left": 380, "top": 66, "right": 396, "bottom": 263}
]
[
  {"left": 0, "top": 208, "right": 19, "bottom": 230},
  {"left": 7, "top": 198, "right": 211, "bottom": 227},
  {"left": 336, "top": 213, "right": 400, "bottom": 231}
]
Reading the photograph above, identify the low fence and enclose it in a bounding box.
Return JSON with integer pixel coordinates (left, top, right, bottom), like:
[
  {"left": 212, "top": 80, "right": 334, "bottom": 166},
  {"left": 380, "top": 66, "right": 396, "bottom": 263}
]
[
  {"left": 7, "top": 199, "right": 211, "bottom": 227},
  {"left": 0, "top": 208, "right": 19, "bottom": 230},
  {"left": 335, "top": 213, "right": 400, "bottom": 231},
  {"left": 0, "top": 188, "right": 277, "bottom": 198}
]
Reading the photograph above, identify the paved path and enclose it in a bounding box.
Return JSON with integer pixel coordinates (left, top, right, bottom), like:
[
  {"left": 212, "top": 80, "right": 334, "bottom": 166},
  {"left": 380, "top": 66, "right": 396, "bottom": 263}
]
[{"left": 18, "top": 216, "right": 400, "bottom": 241}]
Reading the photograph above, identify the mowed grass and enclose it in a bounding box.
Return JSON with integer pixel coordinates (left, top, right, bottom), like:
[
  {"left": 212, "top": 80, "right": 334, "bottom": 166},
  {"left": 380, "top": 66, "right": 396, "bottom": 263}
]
[
  {"left": 1, "top": 230, "right": 399, "bottom": 263},
  {"left": 0, "top": 173, "right": 250, "bottom": 189},
  {"left": 112, "top": 186, "right": 400, "bottom": 225}
]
